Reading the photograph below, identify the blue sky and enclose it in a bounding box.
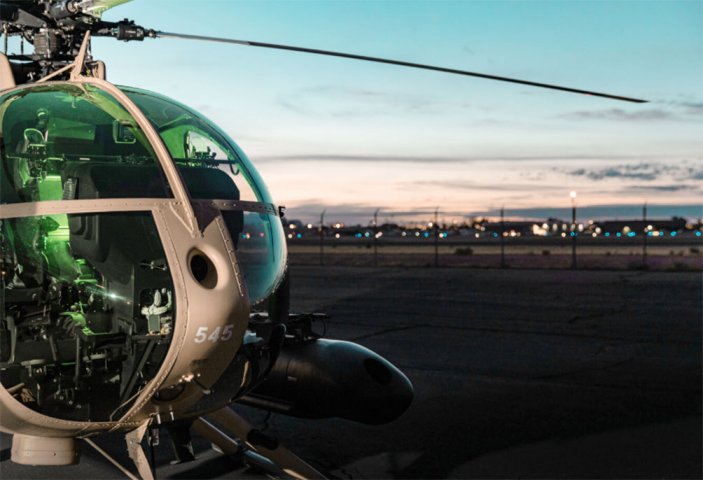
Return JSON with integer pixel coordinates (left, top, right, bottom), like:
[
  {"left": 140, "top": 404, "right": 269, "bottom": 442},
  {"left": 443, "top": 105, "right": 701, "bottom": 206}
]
[{"left": 20, "top": 0, "right": 703, "bottom": 223}]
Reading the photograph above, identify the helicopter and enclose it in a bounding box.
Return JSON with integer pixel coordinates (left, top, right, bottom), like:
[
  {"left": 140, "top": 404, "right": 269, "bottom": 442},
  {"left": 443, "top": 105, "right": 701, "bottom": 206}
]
[{"left": 0, "top": 1, "right": 647, "bottom": 478}]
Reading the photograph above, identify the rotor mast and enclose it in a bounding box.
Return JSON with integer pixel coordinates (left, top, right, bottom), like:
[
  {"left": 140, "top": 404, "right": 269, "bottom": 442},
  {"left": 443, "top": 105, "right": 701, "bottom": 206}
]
[{"left": 0, "top": 0, "right": 149, "bottom": 83}]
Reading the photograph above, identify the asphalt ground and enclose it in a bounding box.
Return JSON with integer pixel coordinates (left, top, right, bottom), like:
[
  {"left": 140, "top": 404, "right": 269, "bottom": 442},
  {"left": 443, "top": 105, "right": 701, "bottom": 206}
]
[{"left": 1, "top": 266, "right": 701, "bottom": 479}]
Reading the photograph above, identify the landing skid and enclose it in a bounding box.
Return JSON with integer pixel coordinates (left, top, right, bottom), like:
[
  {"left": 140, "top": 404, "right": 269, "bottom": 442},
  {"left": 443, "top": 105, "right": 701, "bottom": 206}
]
[{"left": 82, "top": 408, "right": 326, "bottom": 479}]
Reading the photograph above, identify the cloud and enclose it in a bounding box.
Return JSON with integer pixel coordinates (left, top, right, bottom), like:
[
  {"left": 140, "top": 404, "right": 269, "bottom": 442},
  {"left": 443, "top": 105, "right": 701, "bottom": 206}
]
[
  {"left": 284, "top": 201, "right": 442, "bottom": 221},
  {"left": 259, "top": 154, "right": 463, "bottom": 163},
  {"left": 276, "top": 85, "right": 442, "bottom": 117},
  {"left": 678, "top": 101, "right": 703, "bottom": 114},
  {"left": 561, "top": 108, "right": 675, "bottom": 121},
  {"left": 562, "top": 96, "right": 703, "bottom": 122},
  {"left": 257, "top": 153, "right": 675, "bottom": 164},
  {"left": 474, "top": 204, "right": 703, "bottom": 221},
  {"left": 284, "top": 202, "right": 703, "bottom": 223},
  {"left": 410, "top": 180, "right": 565, "bottom": 192},
  {"left": 565, "top": 161, "right": 703, "bottom": 182},
  {"left": 624, "top": 184, "right": 699, "bottom": 193},
  {"left": 659, "top": 99, "right": 703, "bottom": 115},
  {"left": 284, "top": 200, "right": 489, "bottom": 221},
  {"left": 568, "top": 163, "right": 664, "bottom": 181}
]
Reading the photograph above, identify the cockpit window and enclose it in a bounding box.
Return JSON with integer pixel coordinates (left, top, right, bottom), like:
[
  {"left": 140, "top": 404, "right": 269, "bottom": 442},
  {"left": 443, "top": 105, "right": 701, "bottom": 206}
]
[
  {"left": 0, "top": 84, "right": 171, "bottom": 204},
  {"left": 121, "top": 87, "right": 286, "bottom": 306},
  {"left": 120, "top": 87, "right": 272, "bottom": 204}
]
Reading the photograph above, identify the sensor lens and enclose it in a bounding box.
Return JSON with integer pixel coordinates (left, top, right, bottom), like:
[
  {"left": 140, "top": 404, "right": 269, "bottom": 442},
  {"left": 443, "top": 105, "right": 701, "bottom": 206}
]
[{"left": 190, "top": 252, "right": 217, "bottom": 289}]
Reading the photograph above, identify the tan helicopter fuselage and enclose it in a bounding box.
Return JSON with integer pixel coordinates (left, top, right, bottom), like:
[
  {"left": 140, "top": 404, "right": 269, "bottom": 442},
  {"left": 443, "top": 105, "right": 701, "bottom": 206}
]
[{"left": 0, "top": 57, "right": 286, "bottom": 463}]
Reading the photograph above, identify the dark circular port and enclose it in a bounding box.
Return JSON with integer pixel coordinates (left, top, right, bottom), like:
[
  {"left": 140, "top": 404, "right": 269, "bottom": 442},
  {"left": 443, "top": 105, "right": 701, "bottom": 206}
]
[
  {"left": 364, "top": 358, "right": 392, "bottom": 385},
  {"left": 190, "top": 255, "right": 208, "bottom": 281},
  {"left": 190, "top": 252, "right": 218, "bottom": 289}
]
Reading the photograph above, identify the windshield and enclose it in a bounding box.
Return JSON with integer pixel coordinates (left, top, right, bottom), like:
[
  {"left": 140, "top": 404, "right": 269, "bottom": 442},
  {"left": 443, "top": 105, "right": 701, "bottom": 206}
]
[
  {"left": 120, "top": 87, "right": 272, "bottom": 204},
  {"left": 120, "top": 87, "right": 287, "bottom": 305}
]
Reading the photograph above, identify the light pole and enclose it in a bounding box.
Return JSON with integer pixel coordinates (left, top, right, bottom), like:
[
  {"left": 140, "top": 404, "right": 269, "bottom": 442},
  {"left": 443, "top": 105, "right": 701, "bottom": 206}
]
[
  {"left": 570, "top": 191, "right": 577, "bottom": 270},
  {"left": 643, "top": 201, "right": 648, "bottom": 268},
  {"left": 373, "top": 208, "right": 380, "bottom": 267},
  {"left": 500, "top": 206, "right": 506, "bottom": 268},
  {"left": 434, "top": 208, "right": 439, "bottom": 268},
  {"left": 319, "top": 210, "right": 326, "bottom": 266}
]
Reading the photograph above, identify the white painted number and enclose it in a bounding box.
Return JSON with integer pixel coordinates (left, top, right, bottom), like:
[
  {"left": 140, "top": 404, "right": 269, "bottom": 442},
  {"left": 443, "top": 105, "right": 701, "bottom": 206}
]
[
  {"left": 221, "top": 325, "right": 234, "bottom": 341},
  {"left": 208, "top": 326, "right": 221, "bottom": 342},
  {"left": 194, "top": 325, "right": 235, "bottom": 344},
  {"left": 195, "top": 326, "right": 208, "bottom": 344}
]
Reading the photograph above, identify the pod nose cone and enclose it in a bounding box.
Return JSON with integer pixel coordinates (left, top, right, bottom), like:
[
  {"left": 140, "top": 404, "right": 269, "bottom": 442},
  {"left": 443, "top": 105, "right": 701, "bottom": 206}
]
[
  {"left": 243, "top": 339, "right": 414, "bottom": 425},
  {"left": 356, "top": 353, "right": 414, "bottom": 425}
]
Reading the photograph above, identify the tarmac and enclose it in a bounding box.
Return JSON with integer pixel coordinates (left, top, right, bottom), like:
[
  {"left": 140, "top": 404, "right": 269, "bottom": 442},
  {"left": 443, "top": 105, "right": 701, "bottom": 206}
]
[{"left": 1, "top": 266, "right": 701, "bottom": 478}]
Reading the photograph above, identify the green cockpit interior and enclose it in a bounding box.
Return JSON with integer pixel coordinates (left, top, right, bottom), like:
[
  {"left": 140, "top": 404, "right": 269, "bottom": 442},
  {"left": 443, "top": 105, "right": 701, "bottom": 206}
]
[{"left": 0, "top": 82, "right": 286, "bottom": 422}]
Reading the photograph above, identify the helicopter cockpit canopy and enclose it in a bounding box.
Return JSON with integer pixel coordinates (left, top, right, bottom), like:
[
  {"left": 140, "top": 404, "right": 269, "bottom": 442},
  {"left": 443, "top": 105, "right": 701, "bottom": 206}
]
[
  {"left": 0, "top": 83, "right": 286, "bottom": 306},
  {"left": 0, "top": 81, "right": 286, "bottom": 424}
]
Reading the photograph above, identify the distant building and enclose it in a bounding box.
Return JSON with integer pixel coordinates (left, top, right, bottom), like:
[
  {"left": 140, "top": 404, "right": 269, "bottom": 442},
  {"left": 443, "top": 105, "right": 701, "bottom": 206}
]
[
  {"left": 598, "top": 218, "right": 686, "bottom": 235},
  {"left": 483, "top": 221, "right": 537, "bottom": 237}
]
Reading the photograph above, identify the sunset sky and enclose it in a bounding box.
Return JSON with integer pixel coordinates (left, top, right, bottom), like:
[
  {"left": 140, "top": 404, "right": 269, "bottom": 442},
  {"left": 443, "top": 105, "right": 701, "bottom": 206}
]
[{"left": 22, "top": 0, "right": 703, "bottom": 223}]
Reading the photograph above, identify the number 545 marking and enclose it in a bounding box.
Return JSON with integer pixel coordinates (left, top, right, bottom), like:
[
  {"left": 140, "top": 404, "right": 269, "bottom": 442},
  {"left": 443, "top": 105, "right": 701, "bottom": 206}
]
[{"left": 194, "top": 325, "right": 235, "bottom": 344}]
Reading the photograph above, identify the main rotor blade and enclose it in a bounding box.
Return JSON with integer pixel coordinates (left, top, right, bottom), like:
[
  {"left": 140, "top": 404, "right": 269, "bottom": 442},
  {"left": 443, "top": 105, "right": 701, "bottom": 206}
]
[
  {"left": 154, "top": 31, "right": 647, "bottom": 104},
  {"left": 79, "top": 0, "right": 133, "bottom": 18}
]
